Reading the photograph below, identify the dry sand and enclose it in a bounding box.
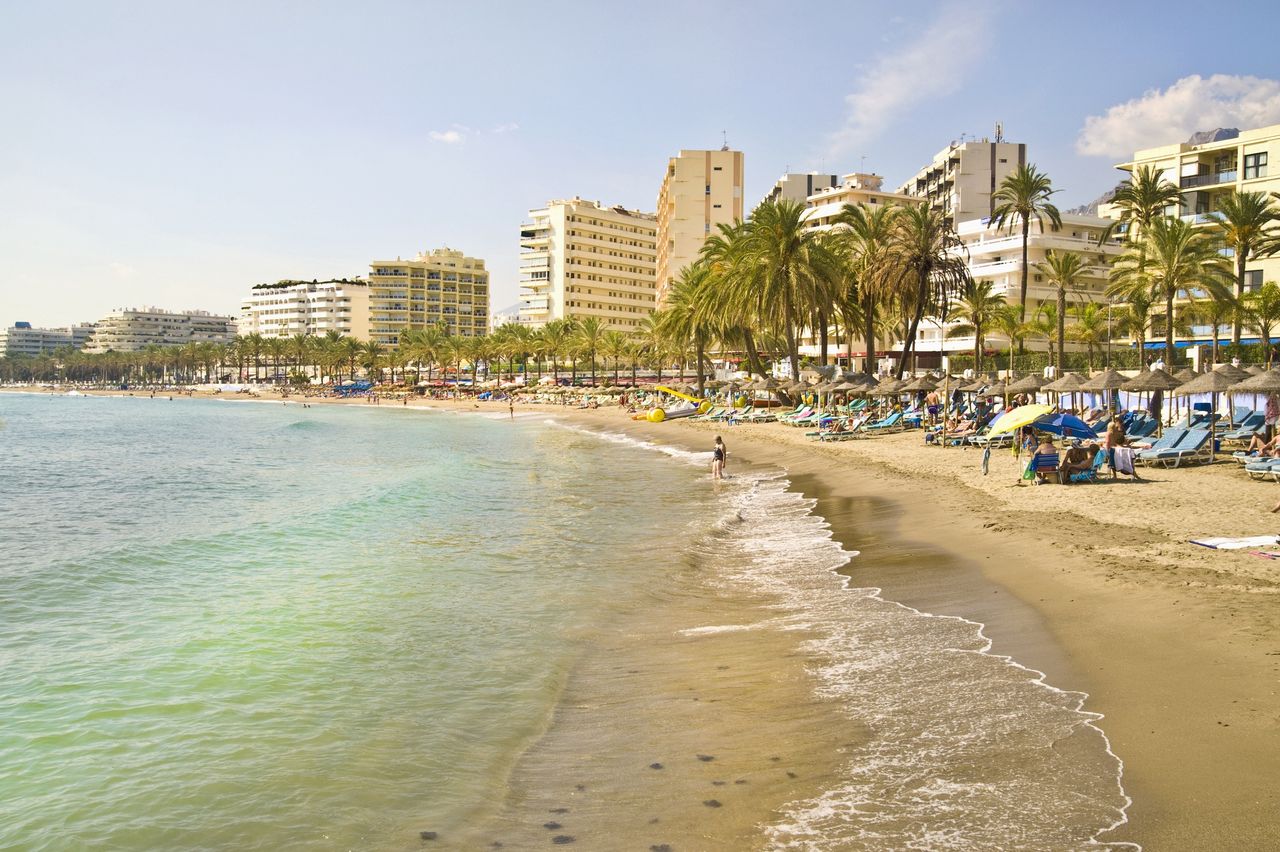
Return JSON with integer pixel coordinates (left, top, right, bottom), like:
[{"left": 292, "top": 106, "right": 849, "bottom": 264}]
[{"left": 20, "top": 387, "right": 1280, "bottom": 847}]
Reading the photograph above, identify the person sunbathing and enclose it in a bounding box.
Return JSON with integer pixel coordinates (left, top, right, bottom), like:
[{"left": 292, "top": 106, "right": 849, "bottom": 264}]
[
  {"left": 1029, "top": 437, "right": 1059, "bottom": 484},
  {"left": 1059, "top": 441, "right": 1097, "bottom": 482},
  {"left": 1244, "top": 433, "right": 1278, "bottom": 456}
]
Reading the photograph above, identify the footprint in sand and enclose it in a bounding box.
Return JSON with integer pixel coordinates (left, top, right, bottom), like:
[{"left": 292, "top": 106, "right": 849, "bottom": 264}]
[{"left": 696, "top": 754, "right": 715, "bottom": 762}]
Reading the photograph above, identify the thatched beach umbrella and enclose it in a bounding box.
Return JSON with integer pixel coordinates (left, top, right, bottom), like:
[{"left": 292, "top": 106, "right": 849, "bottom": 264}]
[
  {"left": 1172, "top": 367, "right": 1199, "bottom": 383},
  {"left": 1080, "top": 368, "right": 1127, "bottom": 391},
  {"left": 1043, "top": 371, "right": 1086, "bottom": 392},
  {"left": 1122, "top": 368, "right": 1182, "bottom": 393},
  {"left": 901, "top": 373, "right": 939, "bottom": 392},
  {"left": 1006, "top": 374, "right": 1046, "bottom": 398},
  {"left": 1247, "top": 365, "right": 1266, "bottom": 376},
  {"left": 1176, "top": 365, "right": 1250, "bottom": 461},
  {"left": 1231, "top": 368, "right": 1280, "bottom": 394}
]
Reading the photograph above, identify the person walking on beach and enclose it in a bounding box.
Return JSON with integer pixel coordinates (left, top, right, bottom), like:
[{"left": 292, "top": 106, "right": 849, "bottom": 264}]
[
  {"left": 711, "top": 436, "right": 727, "bottom": 479},
  {"left": 509, "top": 398, "right": 515, "bottom": 421}
]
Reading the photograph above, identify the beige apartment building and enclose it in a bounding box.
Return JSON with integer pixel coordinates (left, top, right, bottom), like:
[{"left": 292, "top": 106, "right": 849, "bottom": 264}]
[
  {"left": 367, "top": 248, "right": 489, "bottom": 346},
  {"left": 85, "top": 308, "right": 236, "bottom": 353},
  {"left": 238, "top": 279, "right": 371, "bottom": 340},
  {"left": 764, "top": 172, "right": 839, "bottom": 206},
  {"left": 0, "top": 322, "right": 95, "bottom": 357},
  {"left": 1100, "top": 123, "right": 1280, "bottom": 317},
  {"left": 897, "top": 137, "right": 1027, "bottom": 226},
  {"left": 518, "top": 198, "right": 657, "bottom": 330},
  {"left": 802, "top": 172, "right": 915, "bottom": 230},
  {"left": 655, "top": 148, "right": 744, "bottom": 305}
]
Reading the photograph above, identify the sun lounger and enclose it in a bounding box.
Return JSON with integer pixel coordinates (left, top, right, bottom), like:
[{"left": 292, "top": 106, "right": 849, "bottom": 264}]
[
  {"left": 1223, "top": 411, "right": 1266, "bottom": 442},
  {"left": 1140, "top": 428, "right": 1211, "bottom": 468},
  {"left": 1133, "top": 427, "right": 1189, "bottom": 466},
  {"left": 862, "top": 411, "right": 904, "bottom": 433},
  {"left": 1245, "top": 459, "right": 1280, "bottom": 481}
]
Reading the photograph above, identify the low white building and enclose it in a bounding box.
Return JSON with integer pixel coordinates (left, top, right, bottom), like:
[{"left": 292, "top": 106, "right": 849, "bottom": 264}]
[
  {"left": 0, "top": 322, "right": 95, "bottom": 357},
  {"left": 238, "top": 279, "right": 371, "bottom": 340},
  {"left": 84, "top": 308, "right": 236, "bottom": 353}
]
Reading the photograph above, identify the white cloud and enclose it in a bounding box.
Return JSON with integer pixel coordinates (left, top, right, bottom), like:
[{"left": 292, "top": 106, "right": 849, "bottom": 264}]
[
  {"left": 1077, "top": 74, "right": 1280, "bottom": 158},
  {"left": 826, "top": 4, "right": 991, "bottom": 158},
  {"left": 491, "top": 122, "right": 520, "bottom": 134},
  {"left": 428, "top": 129, "right": 465, "bottom": 145}
]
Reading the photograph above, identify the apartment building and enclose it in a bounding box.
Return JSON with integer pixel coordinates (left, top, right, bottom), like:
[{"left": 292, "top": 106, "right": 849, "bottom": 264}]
[
  {"left": 897, "top": 137, "right": 1027, "bottom": 226},
  {"left": 1100, "top": 123, "right": 1280, "bottom": 300},
  {"left": 238, "top": 279, "right": 371, "bottom": 340},
  {"left": 517, "top": 197, "right": 657, "bottom": 331},
  {"left": 367, "top": 248, "right": 489, "bottom": 346},
  {"left": 764, "top": 172, "right": 839, "bottom": 206},
  {"left": 909, "top": 214, "right": 1126, "bottom": 363},
  {"left": 84, "top": 308, "right": 236, "bottom": 353},
  {"left": 802, "top": 172, "right": 915, "bottom": 230},
  {"left": 655, "top": 148, "right": 744, "bottom": 305},
  {"left": 0, "top": 322, "right": 95, "bottom": 357}
]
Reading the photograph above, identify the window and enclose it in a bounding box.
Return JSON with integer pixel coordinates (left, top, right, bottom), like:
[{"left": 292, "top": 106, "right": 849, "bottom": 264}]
[
  {"left": 705, "top": 184, "right": 711, "bottom": 195},
  {"left": 1244, "top": 152, "right": 1268, "bottom": 180},
  {"left": 1245, "top": 270, "right": 1263, "bottom": 292},
  {"left": 713, "top": 166, "right": 722, "bottom": 171}
]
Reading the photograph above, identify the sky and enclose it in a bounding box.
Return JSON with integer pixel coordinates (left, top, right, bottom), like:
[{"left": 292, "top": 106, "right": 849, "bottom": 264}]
[{"left": 3, "top": 0, "right": 1280, "bottom": 327}]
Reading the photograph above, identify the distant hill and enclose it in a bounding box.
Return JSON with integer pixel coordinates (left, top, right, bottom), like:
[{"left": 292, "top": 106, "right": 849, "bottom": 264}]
[
  {"left": 1064, "top": 187, "right": 1116, "bottom": 217},
  {"left": 1186, "top": 127, "right": 1239, "bottom": 145}
]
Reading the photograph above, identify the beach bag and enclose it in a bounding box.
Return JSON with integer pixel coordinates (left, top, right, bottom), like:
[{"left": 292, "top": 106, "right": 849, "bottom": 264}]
[{"left": 1021, "top": 461, "right": 1035, "bottom": 481}]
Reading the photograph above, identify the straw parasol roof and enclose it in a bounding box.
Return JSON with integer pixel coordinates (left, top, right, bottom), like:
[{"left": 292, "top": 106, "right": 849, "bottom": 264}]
[
  {"left": 1246, "top": 365, "right": 1266, "bottom": 375},
  {"left": 1006, "top": 374, "right": 1046, "bottom": 393},
  {"left": 1122, "top": 367, "right": 1183, "bottom": 392},
  {"left": 1173, "top": 367, "right": 1199, "bottom": 383},
  {"left": 901, "top": 373, "right": 940, "bottom": 391},
  {"left": 1231, "top": 368, "right": 1280, "bottom": 393},
  {"left": 1177, "top": 366, "right": 1245, "bottom": 394},
  {"left": 1216, "top": 363, "right": 1253, "bottom": 383},
  {"left": 873, "top": 378, "right": 907, "bottom": 395},
  {"left": 1043, "top": 371, "right": 1086, "bottom": 392},
  {"left": 1079, "top": 368, "right": 1128, "bottom": 391},
  {"left": 959, "top": 373, "right": 996, "bottom": 392}
]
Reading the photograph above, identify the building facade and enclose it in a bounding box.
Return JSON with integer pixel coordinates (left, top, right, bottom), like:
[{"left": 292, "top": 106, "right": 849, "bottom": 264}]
[
  {"left": 655, "top": 148, "right": 744, "bottom": 305},
  {"left": 0, "top": 322, "right": 95, "bottom": 357},
  {"left": 910, "top": 214, "right": 1126, "bottom": 361},
  {"left": 896, "top": 138, "right": 1027, "bottom": 226},
  {"left": 84, "top": 308, "right": 236, "bottom": 353},
  {"left": 801, "top": 172, "right": 915, "bottom": 230},
  {"left": 367, "top": 248, "right": 489, "bottom": 346},
  {"left": 517, "top": 198, "right": 657, "bottom": 330},
  {"left": 764, "top": 172, "right": 839, "bottom": 206},
  {"left": 238, "top": 279, "right": 371, "bottom": 340},
  {"left": 1100, "top": 123, "right": 1280, "bottom": 303}
]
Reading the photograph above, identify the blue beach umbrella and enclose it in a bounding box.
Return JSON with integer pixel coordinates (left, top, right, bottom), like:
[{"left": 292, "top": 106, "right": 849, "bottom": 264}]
[{"left": 1032, "top": 412, "right": 1096, "bottom": 439}]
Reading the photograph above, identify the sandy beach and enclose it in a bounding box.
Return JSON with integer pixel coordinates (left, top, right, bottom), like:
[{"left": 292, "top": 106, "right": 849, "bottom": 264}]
[{"left": 16, "top": 386, "right": 1280, "bottom": 848}]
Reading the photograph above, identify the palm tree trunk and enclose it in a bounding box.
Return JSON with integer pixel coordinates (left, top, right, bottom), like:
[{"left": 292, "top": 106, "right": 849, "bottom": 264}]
[
  {"left": 1234, "top": 251, "right": 1246, "bottom": 346},
  {"left": 817, "top": 309, "right": 829, "bottom": 366},
  {"left": 862, "top": 298, "right": 877, "bottom": 376},
  {"left": 1057, "top": 286, "right": 1066, "bottom": 371},
  {"left": 695, "top": 335, "right": 706, "bottom": 398},
  {"left": 741, "top": 329, "right": 766, "bottom": 378},
  {"left": 1019, "top": 218, "right": 1031, "bottom": 323},
  {"left": 1165, "top": 290, "right": 1175, "bottom": 367}
]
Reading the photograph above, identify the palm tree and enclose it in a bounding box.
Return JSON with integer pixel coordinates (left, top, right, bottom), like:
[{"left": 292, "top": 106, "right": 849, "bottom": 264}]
[
  {"left": 946, "top": 279, "right": 1007, "bottom": 373},
  {"left": 1035, "top": 250, "right": 1089, "bottom": 370},
  {"left": 243, "top": 332, "right": 265, "bottom": 381},
  {"left": 1181, "top": 294, "right": 1239, "bottom": 367},
  {"left": 290, "top": 333, "right": 313, "bottom": 380},
  {"left": 655, "top": 264, "right": 712, "bottom": 396},
  {"left": 1113, "top": 289, "right": 1156, "bottom": 363},
  {"left": 265, "top": 337, "right": 289, "bottom": 383},
  {"left": 1243, "top": 281, "right": 1280, "bottom": 365},
  {"left": 599, "top": 330, "right": 629, "bottom": 385},
  {"left": 989, "top": 164, "right": 1062, "bottom": 322},
  {"left": 361, "top": 341, "right": 386, "bottom": 383},
  {"left": 884, "top": 202, "right": 970, "bottom": 378},
  {"left": 1066, "top": 303, "right": 1109, "bottom": 372},
  {"left": 573, "top": 317, "right": 605, "bottom": 386},
  {"left": 635, "top": 315, "right": 665, "bottom": 383},
  {"left": 717, "top": 199, "right": 841, "bottom": 378},
  {"left": 1214, "top": 190, "right": 1280, "bottom": 345},
  {"left": 540, "top": 319, "right": 572, "bottom": 383},
  {"left": 834, "top": 201, "right": 901, "bottom": 374},
  {"left": 1108, "top": 216, "right": 1233, "bottom": 364}
]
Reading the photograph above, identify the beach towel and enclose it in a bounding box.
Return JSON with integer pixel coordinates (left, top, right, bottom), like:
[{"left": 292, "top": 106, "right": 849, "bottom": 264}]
[
  {"left": 1190, "top": 535, "right": 1280, "bottom": 550},
  {"left": 1112, "top": 446, "right": 1135, "bottom": 476}
]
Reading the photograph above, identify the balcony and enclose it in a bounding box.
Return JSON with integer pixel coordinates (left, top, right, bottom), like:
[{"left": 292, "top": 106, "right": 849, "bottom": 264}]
[
  {"left": 1180, "top": 170, "right": 1237, "bottom": 189},
  {"left": 1181, "top": 211, "right": 1225, "bottom": 225}
]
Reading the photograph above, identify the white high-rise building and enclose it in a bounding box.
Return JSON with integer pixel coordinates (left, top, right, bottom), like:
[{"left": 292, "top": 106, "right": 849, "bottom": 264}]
[
  {"left": 0, "top": 322, "right": 95, "bottom": 357},
  {"left": 518, "top": 198, "right": 657, "bottom": 330},
  {"left": 897, "top": 136, "right": 1027, "bottom": 226},
  {"left": 238, "top": 279, "right": 371, "bottom": 340}
]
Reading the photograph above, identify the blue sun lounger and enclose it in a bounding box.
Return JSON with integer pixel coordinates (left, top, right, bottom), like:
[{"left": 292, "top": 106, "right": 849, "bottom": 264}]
[{"left": 1138, "top": 428, "right": 1211, "bottom": 468}]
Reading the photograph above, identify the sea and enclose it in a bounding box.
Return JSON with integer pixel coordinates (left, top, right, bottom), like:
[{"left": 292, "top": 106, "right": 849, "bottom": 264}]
[{"left": 0, "top": 392, "right": 1134, "bottom": 850}]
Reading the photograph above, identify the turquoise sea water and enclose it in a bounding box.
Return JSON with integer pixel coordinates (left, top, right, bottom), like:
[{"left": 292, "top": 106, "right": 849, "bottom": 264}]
[
  {"left": 0, "top": 393, "right": 1134, "bottom": 850},
  {"left": 0, "top": 395, "right": 717, "bottom": 850}
]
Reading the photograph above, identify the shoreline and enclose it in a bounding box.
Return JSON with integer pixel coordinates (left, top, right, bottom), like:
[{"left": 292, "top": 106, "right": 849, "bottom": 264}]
[{"left": 10, "top": 387, "right": 1280, "bottom": 847}]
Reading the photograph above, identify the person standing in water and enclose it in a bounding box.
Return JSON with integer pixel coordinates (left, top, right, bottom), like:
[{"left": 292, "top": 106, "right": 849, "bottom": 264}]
[
  {"left": 508, "top": 398, "right": 515, "bottom": 421},
  {"left": 711, "top": 436, "right": 727, "bottom": 479}
]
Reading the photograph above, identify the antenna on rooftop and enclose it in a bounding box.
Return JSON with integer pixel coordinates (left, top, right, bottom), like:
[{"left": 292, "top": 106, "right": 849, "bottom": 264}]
[
  {"left": 721, "top": 130, "right": 729, "bottom": 151},
  {"left": 859, "top": 155, "right": 867, "bottom": 172},
  {"left": 995, "top": 122, "right": 1004, "bottom": 143}
]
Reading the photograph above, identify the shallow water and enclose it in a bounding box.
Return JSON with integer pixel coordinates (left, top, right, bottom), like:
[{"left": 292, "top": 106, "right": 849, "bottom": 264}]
[{"left": 0, "top": 394, "right": 1132, "bottom": 849}]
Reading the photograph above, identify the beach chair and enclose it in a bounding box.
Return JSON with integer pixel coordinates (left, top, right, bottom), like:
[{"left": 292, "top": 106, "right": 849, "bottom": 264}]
[
  {"left": 1125, "top": 416, "right": 1159, "bottom": 441},
  {"left": 1025, "top": 451, "right": 1061, "bottom": 483},
  {"left": 1133, "top": 428, "right": 1189, "bottom": 465},
  {"left": 1069, "top": 450, "right": 1107, "bottom": 483},
  {"left": 1141, "top": 428, "right": 1212, "bottom": 468},
  {"left": 862, "top": 411, "right": 904, "bottom": 434},
  {"left": 1245, "top": 459, "right": 1280, "bottom": 481},
  {"left": 1223, "top": 411, "right": 1265, "bottom": 442}
]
